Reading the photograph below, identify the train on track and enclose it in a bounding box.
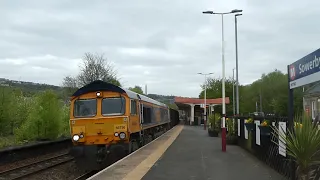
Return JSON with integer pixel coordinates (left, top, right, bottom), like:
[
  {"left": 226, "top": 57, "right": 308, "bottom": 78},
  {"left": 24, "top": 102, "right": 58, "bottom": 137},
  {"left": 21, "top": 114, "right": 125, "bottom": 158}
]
[{"left": 69, "top": 80, "right": 180, "bottom": 170}]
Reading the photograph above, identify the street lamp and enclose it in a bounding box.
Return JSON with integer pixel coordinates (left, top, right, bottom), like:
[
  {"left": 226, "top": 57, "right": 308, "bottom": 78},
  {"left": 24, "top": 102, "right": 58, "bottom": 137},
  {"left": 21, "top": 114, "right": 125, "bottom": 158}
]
[
  {"left": 198, "top": 72, "right": 214, "bottom": 130},
  {"left": 232, "top": 68, "right": 235, "bottom": 116},
  {"left": 235, "top": 13, "right": 242, "bottom": 117},
  {"left": 202, "top": 9, "right": 243, "bottom": 152}
]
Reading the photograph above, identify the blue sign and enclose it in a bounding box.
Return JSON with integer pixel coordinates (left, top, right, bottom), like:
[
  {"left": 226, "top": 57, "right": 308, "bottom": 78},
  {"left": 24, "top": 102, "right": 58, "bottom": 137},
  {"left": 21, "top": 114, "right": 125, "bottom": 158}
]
[{"left": 289, "top": 48, "right": 320, "bottom": 89}]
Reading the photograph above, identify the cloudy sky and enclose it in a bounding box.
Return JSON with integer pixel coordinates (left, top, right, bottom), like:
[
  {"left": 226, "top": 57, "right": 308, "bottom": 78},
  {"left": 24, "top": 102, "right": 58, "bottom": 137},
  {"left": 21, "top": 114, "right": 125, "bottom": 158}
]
[{"left": 0, "top": 0, "right": 319, "bottom": 97}]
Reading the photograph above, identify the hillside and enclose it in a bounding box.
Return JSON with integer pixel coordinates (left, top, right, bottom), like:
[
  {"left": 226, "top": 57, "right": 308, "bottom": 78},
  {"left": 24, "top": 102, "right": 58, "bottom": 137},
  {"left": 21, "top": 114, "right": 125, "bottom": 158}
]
[
  {"left": 0, "top": 78, "right": 177, "bottom": 104},
  {"left": 146, "top": 94, "right": 175, "bottom": 104},
  {"left": 0, "top": 78, "right": 63, "bottom": 97}
]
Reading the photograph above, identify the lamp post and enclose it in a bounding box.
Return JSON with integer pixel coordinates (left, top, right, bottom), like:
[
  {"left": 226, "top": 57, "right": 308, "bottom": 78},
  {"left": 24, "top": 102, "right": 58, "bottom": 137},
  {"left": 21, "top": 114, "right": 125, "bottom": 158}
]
[
  {"left": 235, "top": 13, "right": 242, "bottom": 116},
  {"left": 232, "top": 68, "right": 235, "bottom": 116},
  {"left": 198, "top": 72, "right": 214, "bottom": 130},
  {"left": 202, "top": 9, "right": 243, "bottom": 152}
]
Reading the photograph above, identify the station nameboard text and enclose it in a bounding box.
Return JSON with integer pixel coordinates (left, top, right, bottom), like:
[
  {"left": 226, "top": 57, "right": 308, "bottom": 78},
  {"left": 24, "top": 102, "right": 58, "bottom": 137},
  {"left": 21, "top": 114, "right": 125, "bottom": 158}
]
[{"left": 289, "top": 48, "right": 320, "bottom": 89}]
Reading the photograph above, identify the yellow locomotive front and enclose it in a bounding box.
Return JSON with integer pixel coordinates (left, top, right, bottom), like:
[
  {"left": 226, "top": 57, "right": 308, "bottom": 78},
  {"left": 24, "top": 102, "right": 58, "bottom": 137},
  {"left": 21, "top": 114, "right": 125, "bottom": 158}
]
[
  {"left": 69, "top": 80, "right": 134, "bottom": 170},
  {"left": 70, "top": 91, "right": 129, "bottom": 146}
]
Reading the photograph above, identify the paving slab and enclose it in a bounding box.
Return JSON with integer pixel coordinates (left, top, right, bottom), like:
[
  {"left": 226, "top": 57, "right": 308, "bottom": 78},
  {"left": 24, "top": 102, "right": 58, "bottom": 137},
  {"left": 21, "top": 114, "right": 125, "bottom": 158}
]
[
  {"left": 87, "top": 125, "right": 183, "bottom": 180},
  {"left": 142, "top": 126, "right": 286, "bottom": 180}
]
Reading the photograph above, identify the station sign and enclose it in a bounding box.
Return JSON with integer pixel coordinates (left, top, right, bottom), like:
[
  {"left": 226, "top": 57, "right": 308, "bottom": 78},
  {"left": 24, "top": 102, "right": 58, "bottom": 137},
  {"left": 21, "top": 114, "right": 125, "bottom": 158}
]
[{"left": 289, "top": 48, "right": 320, "bottom": 89}]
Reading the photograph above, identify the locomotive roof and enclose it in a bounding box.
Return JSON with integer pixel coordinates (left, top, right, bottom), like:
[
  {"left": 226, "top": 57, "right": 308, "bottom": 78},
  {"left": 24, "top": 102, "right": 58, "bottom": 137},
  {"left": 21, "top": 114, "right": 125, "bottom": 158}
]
[{"left": 72, "top": 80, "right": 168, "bottom": 108}]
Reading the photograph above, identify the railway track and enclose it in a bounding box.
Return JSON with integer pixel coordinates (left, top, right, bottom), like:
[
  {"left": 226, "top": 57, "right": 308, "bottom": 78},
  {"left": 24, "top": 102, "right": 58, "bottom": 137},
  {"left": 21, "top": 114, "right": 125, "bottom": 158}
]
[{"left": 0, "top": 153, "right": 74, "bottom": 180}]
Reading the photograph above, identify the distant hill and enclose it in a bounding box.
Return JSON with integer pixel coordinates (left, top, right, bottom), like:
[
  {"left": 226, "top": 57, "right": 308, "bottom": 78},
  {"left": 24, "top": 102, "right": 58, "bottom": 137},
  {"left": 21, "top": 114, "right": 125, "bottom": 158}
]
[
  {"left": 0, "top": 78, "right": 177, "bottom": 105},
  {"left": 146, "top": 94, "right": 175, "bottom": 104},
  {"left": 0, "top": 78, "right": 63, "bottom": 97}
]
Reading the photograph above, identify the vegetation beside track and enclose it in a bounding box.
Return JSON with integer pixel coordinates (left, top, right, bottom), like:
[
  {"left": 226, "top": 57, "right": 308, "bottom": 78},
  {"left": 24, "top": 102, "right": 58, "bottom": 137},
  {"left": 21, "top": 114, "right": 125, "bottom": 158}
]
[{"left": 0, "top": 88, "right": 70, "bottom": 149}]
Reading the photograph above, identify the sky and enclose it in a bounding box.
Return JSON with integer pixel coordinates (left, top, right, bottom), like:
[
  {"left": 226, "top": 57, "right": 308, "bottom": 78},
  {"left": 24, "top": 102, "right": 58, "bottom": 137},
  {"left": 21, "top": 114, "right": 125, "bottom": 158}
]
[{"left": 0, "top": 0, "right": 319, "bottom": 98}]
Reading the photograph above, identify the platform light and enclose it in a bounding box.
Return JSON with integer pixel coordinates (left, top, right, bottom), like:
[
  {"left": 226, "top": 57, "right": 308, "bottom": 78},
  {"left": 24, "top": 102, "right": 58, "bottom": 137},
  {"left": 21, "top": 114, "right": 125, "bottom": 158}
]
[
  {"left": 119, "top": 132, "right": 126, "bottom": 139},
  {"left": 73, "top": 134, "right": 80, "bottom": 141},
  {"left": 96, "top": 92, "right": 101, "bottom": 97}
]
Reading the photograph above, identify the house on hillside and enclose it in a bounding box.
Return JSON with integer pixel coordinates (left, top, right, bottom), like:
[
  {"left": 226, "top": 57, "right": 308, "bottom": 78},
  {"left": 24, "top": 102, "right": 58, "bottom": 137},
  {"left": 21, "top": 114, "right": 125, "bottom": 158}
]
[{"left": 304, "top": 82, "right": 320, "bottom": 120}]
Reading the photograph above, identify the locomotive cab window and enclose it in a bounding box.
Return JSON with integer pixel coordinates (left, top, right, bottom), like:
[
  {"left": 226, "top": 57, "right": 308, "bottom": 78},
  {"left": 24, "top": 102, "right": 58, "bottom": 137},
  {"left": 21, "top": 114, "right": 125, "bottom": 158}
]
[
  {"left": 74, "top": 99, "right": 97, "bottom": 118},
  {"left": 130, "top": 100, "right": 137, "bottom": 115},
  {"left": 102, "top": 96, "right": 126, "bottom": 116}
]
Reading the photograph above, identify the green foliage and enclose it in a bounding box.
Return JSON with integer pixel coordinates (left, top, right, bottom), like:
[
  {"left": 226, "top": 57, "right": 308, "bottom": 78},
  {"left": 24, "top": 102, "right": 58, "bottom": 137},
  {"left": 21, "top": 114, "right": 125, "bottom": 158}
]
[
  {"left": 167, "top": 103, "right": 178, "bottom": 110},
  {"left": 199, "top": 69, "right": 303, "bottom": 116},
  {"left": 241, "top": 70, "right": 303, "bottom": 116},
  {"left": 271, "top": 114, "right": 320, "bottom": 179},
  {"left": 0, "top": 86, "right": 72, "bottom": 148},
  {"left": 199, "top": 77, "right": 235, "bottom": 115},
  {"left": 129, "top": 86, "right": 144, "bottom": 94},
  {"left": 227, "top": 118, "right": 237, "bottom": 136},
  {"left": 245, "top": 118, "right": 254, "bottom": 124},
  {"left": 0, "top": 87, "right": 16, "bottom": 136},
  {"left": 0, "top": 136, "right": 23, "bottom": 148},
  {"left": 208, "top": 113, "right": 221, "bottom": 131},
  {"left": 15, "top": 90, "right": 63, "bottom": 141},
  {"left": 59, "top": 105, "right": 71, "bottom": 138}
]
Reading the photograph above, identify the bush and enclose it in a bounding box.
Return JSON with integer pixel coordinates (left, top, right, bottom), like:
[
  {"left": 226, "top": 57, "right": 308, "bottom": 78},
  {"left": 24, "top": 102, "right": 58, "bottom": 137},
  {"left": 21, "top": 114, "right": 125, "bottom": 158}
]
[
  {"left": 15, "top": 90, "right": 64, "bottom": 141},
  {"left": 59, "top": 104, "right": 70, "bottom": 138},
  {"left": 208, "top": 113, "right": 221, "bottom": 131},
  {"left": 0, "top": 87, "right": 16, "bottom": 136},
  {"left": 0, "top": 87, "right": 71, "bottom": 148}
]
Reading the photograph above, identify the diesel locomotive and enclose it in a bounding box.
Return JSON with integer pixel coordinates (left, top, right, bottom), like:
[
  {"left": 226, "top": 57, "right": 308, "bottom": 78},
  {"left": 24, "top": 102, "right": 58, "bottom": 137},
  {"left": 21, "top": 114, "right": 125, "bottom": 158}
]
[{"left": 69, "top": 80, "right": 179, "bottom": 170}]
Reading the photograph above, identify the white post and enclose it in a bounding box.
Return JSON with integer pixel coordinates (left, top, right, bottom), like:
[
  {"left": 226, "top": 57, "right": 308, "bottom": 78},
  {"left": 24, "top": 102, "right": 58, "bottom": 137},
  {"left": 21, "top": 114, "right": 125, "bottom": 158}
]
[
  {"left": 221, "top": 13, "right": 227, "bottom": 152},
  {"left": 190, "top": 104, "right": 195, "bottom": 125},
  {"left": 235, "top": 14, "right": 240, "bottom": 116},
  {"left": 221, "top": 14, "right": 226, "bottom": 128}
]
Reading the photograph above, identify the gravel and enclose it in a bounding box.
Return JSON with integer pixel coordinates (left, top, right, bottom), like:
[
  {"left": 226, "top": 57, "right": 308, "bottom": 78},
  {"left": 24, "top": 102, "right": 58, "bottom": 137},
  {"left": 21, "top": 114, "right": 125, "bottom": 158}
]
[
  {"left": 20, "top": 160, "right": 86, "bottom": 180},
  {"left": 0, "top": 149, "right": 70, "bottom": 172}
]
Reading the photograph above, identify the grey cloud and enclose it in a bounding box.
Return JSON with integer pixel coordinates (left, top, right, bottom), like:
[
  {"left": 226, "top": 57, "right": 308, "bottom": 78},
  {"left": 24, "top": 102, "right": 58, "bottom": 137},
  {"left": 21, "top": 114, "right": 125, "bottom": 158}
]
[{"left": 0, "top": 0, "right": 319, "bottom": 97}]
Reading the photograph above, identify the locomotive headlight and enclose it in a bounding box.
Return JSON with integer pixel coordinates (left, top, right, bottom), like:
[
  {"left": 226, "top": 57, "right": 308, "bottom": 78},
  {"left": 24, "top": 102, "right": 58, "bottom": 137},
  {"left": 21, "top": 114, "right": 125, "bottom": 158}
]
[
  {"left": 73, "top": 134, "right": 80, "bottom": 141},
  {"left": 114, "top": 132, "right": 119, "bottom": 137},
  {"left": 119, "top": 132, "right": 126, "bottom": 139}
]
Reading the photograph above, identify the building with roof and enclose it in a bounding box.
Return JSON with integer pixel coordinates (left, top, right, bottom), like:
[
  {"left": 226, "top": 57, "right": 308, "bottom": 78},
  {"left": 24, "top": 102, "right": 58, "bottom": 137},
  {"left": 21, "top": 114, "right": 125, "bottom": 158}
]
[
  {"left": 303, "top": 82, "right": 320, "bottom": 120},
  {"left": 174, "top": 96, "right": 230, "bottom": 125}
]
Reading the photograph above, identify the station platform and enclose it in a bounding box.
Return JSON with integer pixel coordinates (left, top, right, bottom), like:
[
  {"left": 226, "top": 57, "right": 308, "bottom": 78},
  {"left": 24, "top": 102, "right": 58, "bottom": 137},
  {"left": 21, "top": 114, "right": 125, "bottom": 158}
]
[{"left": 88, "top": 125, "right": 285, "bottom": 180}]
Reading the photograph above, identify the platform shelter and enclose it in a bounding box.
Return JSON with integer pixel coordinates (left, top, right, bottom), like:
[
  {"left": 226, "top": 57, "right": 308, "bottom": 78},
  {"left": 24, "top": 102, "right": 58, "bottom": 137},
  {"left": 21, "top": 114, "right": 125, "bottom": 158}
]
[{"left": 174, "top": 96, "right": 230, "bottom": 125}]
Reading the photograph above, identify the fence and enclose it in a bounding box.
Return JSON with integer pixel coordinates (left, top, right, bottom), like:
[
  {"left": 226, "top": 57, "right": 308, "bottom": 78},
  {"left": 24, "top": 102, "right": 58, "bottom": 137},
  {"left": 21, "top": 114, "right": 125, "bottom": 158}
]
[{"left": 232, "top": 115, "right": 320, "bottom": 180}]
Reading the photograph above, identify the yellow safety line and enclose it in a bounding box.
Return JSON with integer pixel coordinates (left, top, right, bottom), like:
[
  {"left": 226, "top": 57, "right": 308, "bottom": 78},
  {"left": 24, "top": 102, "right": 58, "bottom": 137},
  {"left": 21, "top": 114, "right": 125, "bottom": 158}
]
[{"left": 122, "top": 125, "right": 184, "bottom": 180}]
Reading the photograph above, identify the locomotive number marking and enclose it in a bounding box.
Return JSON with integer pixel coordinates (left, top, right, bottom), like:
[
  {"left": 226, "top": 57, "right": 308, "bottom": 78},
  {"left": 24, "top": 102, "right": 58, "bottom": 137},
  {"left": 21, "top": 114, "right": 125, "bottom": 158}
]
[{"left": 114, "top": 124, "right": 127, "bottom": 131}]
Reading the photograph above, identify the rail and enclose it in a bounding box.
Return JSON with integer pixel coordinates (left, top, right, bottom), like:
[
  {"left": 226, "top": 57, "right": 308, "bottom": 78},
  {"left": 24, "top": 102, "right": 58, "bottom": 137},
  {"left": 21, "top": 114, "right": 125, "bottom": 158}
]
[
  {"left": 0, "top": 138, "right": 72, "bottom": 166},
  {"left": 0, "top": 153, "right": 74, "bottom": 180}
]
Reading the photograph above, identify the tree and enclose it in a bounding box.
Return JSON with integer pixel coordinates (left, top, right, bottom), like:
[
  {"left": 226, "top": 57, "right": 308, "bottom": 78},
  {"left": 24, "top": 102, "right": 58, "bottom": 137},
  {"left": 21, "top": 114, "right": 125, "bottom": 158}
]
[
  {"left": 198, "top": 69, "right": 304, "bottom": 116},
  {"left": 61, "top": 52, "right": 121, "bottom": 98},
  {"left": 198, "top": 77, "right": 235, "bottom": 115},
  {"left": 128, "top": 86, "right": 143, "bottom": 94},
  {"left": 77, "top": 52, "right": 120, "bottom": 87},
  {"left": 61, "top": 76, "right": 78, "bottom": 101},
  {"left": 200, "top": 69, "right": 304, "bottom": 116}
]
